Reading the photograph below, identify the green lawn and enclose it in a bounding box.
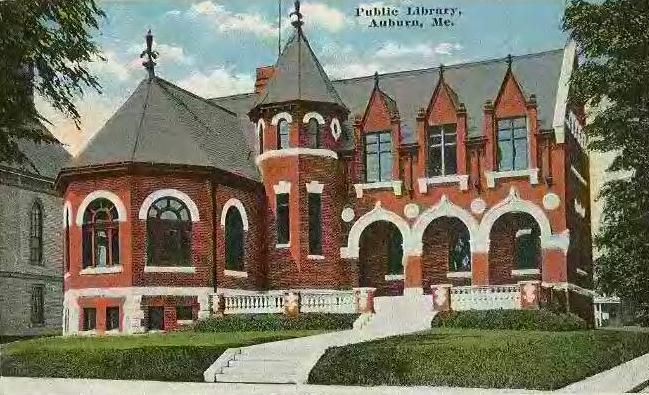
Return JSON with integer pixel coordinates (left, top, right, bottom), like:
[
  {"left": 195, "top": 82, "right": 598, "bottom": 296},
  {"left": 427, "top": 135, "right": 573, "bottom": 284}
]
[
  {"left": 1, "top": 330, "right": 323, "bottom": 382},
  {"left": 309, "top": 328, "right": 649, "bottom": 390}
]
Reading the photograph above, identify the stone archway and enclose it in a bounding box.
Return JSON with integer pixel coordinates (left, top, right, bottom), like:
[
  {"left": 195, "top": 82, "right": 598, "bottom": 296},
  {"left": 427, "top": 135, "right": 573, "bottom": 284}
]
[{"left": 358, "top": 221, "right": 404, "bottom": 296}]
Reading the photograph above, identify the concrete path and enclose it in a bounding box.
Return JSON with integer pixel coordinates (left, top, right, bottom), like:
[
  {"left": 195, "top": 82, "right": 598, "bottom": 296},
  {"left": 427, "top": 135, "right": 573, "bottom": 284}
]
[{"left": 205, "top": 295, "right": 436, "bottom": 384}]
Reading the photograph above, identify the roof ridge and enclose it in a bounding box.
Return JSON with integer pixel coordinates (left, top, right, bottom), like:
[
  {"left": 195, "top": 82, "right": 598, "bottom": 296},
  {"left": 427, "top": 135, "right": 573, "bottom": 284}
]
[
  {"left": 154, "top": 76, "right": 238, "bottom": 116},
  {"left": 130, "top": 79, "right": 153, "bottom": 161},
  {"left": 209, "top": 92, "right": 255, "bottom": 101}
]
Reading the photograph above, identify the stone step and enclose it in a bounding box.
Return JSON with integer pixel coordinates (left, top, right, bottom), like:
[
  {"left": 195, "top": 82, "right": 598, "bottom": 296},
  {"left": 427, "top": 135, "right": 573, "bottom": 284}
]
[
  {"left": 226, "top": 359, "right": 299, "bottom": 370},
  {"left": 215, "top": 370, "right": 300, "bottom": 384}
]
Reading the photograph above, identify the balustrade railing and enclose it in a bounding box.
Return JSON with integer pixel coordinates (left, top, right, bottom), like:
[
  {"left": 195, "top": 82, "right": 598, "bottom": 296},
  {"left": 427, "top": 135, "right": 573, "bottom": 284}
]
[
  {"left": 217, "top": 290, "right": 356, "bottom": 315},
  {"left": 450, "top": 285, "right": 521, "bottom": 311},
  {"left": 301, "top": 292, "right": 355, "bottom": 313},
  {"left": 222, "top": 292, "right": 284, "bottom": 314}
]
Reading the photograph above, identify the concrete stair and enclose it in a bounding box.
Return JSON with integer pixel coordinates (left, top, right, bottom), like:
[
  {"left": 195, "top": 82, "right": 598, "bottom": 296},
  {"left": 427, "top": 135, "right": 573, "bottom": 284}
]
[{"left": 204, "top": 294, "right": 436, "bottom": 384}]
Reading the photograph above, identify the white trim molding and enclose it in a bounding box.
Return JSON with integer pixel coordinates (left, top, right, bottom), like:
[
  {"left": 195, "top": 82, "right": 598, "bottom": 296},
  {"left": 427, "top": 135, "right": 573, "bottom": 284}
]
[
  {"left": 353, "top": 180, "right": 402, "bottom": 198},
  {"left": 552, "top": 40, "right": 577, "bottom": 145},
  {"left": 384, "top": 274, "right": 404, "bottom": 281},
  {"left": 576, "top": 268, "right": 589, "bottom": 277},
  {"left": 305, "top": 181, "right": 324, "bottom": 194},
  {"left": 271, "top": 112, "right": 293, "bottom": 125},
  {"left": 417, "top": 175, "right": 469, "bottom": 193},
  {"left": 76, "top": 190, "right": 127, "bottom": 226},
  {"left": 275, "top": 243, "right": 290, "bottom": 249},
  {"left": 138, "top": 189, "right": 200, "bottom": 222},
  {"left": 303, "top": 112, "right": 325, "bottom": 125},
  {"left": 256, "top": 118, "right": 265, "bottom": 135},
  {"left": 273, "top": 180, "right": 292, "bottom": 194},
  {"left": 330, "top": 117, "right": 342, "bottom": 141},
  {"left": 541, "top": 281, "right": 594, "bottom": 297},
  {"left": 446, "top": 271, "right": 471, "bottom": 279},
  {"left": 80, "top": 266, "right": 123, "bottom": 275},
  {"left": 539, "top": 229, "right": 570, "bottom": 254},
  {"left": 570, "top": 165, "right": 588, "bottom": 187},
  {"left": 256, "top": 148, "right": 338, "bottom": 165},
  {"left": 574, "top": 199, "right": 587, "bottom": 218},
  {"left": 511, "top": 268, "right": 541, "bottom": 276},
  {"left": 475, "top": 186, "right": 552, "bottom": 253},
  {"left": 224, "top": 270, "right": 248, "bottom": 278},
  {"left": 63, "top": 200, "right": 73, "bottom": 228},
  {"left": 220, "top": 198, "right": 249, "bottom": 231},
  {"left": 484, "top": 168, "right": 539, "bottom": 189},
  {"left": 341, "top": 201, "right": 412, "bottom": 259},
  {"left": 307, "top": 254, "right": 325, "bottom": 260},
  {"left": 144, "top": 266, "right": 196, "bottom": 273},
  {"left": 411, "top": 195, "right": 479, "bottom": 256}
]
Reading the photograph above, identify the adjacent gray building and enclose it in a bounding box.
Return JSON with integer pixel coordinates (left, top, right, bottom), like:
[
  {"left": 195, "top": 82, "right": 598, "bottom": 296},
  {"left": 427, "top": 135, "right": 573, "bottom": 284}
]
[{"left": 0, "top": 134, "right": 70, "bottom": 339}]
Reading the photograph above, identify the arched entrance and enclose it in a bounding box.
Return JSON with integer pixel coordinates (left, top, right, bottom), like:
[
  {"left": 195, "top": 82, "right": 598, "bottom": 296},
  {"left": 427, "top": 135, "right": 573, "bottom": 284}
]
[
  {"left": 359, "top": 221, "right": 404, "bottom": 296},
  {"left": 489, "top": 212, "right": 541, "bottom": 284},
  {"left": 421, "top": 217, "right": 472, "bottom": 291}
]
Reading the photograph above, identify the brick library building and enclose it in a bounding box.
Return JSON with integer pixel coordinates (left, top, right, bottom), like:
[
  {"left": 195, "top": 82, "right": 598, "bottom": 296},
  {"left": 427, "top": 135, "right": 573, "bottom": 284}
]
[{"left": 56, "top": 7, "right": 593, "bottom": 335}]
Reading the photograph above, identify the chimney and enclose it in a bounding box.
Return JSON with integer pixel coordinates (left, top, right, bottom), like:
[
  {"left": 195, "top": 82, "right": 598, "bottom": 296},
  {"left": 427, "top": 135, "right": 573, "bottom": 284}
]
[{"left": 255, "top": 65, "right": 276, "bottom": 95}]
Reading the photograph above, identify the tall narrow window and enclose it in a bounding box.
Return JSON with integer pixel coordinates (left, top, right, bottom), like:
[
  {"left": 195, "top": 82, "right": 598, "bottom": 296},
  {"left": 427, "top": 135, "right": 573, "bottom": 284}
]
[
  {"left": 83, "top": 307, "right": 96, "bottom": 331},
  {"left": 147, "top": 197, "right": 192, "bottom": 267},
  {"left": 82, "top": 199, "right": 119, "bottom": 268},
  {"left": 497, "top": 117, "right": 528, "bottom": 171},
  {"left": 225, "top": 207, "right": 245, "bottom": 271},
  {"left": 257, "top": 121, "right": 264, "bottom": 154},
  {"left": 30, "top": 285, "right": 44, "bottom": 324},
  {"left": 64, "top": 210, "right": 70, "bottom": 272},
  {"left": 308, "top": 193, "right": 322, "bottom": 255},
  {"left": 307, "top": 118, "right": 321, "bottom": 148},
  {"left": 106, "top": 306, "right": 120, "bottom": 331},
  {"left": 276, "top": 193, "right": 290, "bottom": 245},
  {"left": 515, "top": 228, "right": 540, "bottom": 269},
  {"left": 449, "top": 229, "right": 471, "bottom": 272},
  {"left": 364, "top": 131, "right": 392, "bottom": 183},
  {"left": 147, "top": 306, "right": 164, "bottom": 330},
  {"left": 277, "top": 119, "right": 289, "bottom": 149},
  {"left": 29, "top": 201, "right": 43, "bottom": 265},
  {"left": 427, "top": 124, "right": 457, "bottom": 176}
]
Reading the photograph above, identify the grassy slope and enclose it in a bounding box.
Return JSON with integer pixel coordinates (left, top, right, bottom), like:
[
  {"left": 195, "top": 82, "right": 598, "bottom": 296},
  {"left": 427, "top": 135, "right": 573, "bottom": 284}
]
[
  {"left": 309, "top": 328, "right": 649, "bottom": 390},
  {"left": 1, "top": 330, "right": 323, "bottom": 382}
]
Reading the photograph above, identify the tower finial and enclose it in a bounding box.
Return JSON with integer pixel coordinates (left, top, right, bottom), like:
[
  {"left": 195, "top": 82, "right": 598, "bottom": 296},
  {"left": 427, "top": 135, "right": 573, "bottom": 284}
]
[
  {"left": 374, "top": 71, "right": 380, "bottom": 89},
  {"left": 506, "top": 54, "right": 513, "bottom": 68},
  {"left": 439, "top": 63, "right": 445, "bottom": 79},
  {"left": 140, "top": 29, "right": 158, "bottom": 79},
  {"left": 290, "top": 0, "right": 303, "bottom": 29}
]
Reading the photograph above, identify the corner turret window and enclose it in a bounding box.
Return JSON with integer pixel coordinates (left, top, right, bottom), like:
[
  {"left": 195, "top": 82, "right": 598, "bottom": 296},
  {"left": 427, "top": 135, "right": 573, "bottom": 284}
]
[
  {"left": 308, "top": 193, "right": 322, "bottom": 255},
  {"left": 364, "top": 131, "right": 392, "bottom": 183},
  {"left": 427, "top": 124, "right": 457, "bottom": 176},
  {"left": 278, "top": 119, "right": 290, "bottom": 149},
  {"left": 29, "top": 200, "right": 43, "bottom": 265},
  {"left": 225, "top": 207, "right": 245, "bottom": 271},
  {"left": 276, "top": 193, "right": 290, "bottom": 245},
  {"left": 497, "top": 117, "right": 528, "bottom": 171},
  {"left": 307, "top": 118, "right": 321, "bottom": 148},
  {"left": 147, "top": 197, "right": 192, "bottom": 267},
  {"left": 82, "top": 199, "right": 119, "bottom": 268}
]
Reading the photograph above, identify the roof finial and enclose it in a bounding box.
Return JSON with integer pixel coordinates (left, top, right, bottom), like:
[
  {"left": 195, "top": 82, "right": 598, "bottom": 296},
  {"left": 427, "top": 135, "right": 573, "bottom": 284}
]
[
  {"left": 439, "top": 63, "right": 445, "bottom": 79},
  {"left": 374, "top": 71, "right": 380, "bottom": 89},
  {"left": 290, "top": 0, "right": 303, "bottom": 29},
  {"left": 506, "top": 54, "right": 513, "bottom": 68},
  {"left": 140, "top": 29, "right": 158, "bottom": 79}
]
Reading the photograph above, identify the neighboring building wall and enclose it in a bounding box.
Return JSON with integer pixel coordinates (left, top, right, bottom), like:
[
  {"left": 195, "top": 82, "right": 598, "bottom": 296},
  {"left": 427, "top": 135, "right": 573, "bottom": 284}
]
[{"left": 0, "top": 171, "right": 63, "bottom": 337}]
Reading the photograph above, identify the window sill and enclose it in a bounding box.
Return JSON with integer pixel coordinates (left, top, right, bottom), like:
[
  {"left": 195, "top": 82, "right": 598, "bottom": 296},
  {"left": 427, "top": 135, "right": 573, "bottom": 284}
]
[
  {"left": 384, "top": 274, "right": 404, "bottom": 281},
  {"left": 446, "top": 271, "right": 472, "bottom": 279},
  {"left": 177, "top": 320, "right": 194, "bottom": 325},
  {"left": 144, "top": 266, "right": 196, "bottom": 273},
  {"left": 576, "top": 268, "right": 589, "bottom": 277},
  {"left": 275, "top": 243, "right": 290, "bottom": 249},
  {"left": 418, "top": 175, "right": 469, "bottom": 193},
  {"left": 354, "top": 180, "right": 402, "bottom": 198},
  {"left": 511, "top": 268, "right": 540, "bottom": 276},
  {"left": 224, "top": 269, "right": 248, "bottom": 278},
  {"left": 307, "top": 255, "right": 325, "bottom": 260},
  {"left": 485, "top": 168, "right": 539, "bottom": 188},
  {"left": 80, "top": 266, "right": 123, "bottom": 275}
]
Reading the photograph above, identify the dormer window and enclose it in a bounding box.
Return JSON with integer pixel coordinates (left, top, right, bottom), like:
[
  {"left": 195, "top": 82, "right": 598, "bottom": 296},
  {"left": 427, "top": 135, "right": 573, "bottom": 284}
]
[
  {"left": 277, "top": 119, "right": 289, "bottom": 149},
  {"left": 364, "top": 131, "right": 392, "bottom": 183},
  {"left": 427, "top": 124, "right": 457, "bottom": 177},
  {"left": 497, "top": 117, "right": 528, "bottom": 171}
]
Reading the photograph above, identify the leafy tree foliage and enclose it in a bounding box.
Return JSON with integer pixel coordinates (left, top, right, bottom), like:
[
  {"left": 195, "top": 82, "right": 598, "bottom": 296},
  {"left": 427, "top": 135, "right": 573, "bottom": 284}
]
[
  {"left": 0, "top": 0, "right": 104, "bottom": 165},
  {"left": 563, "top": 0, "right": 649, "bottom": 325}
]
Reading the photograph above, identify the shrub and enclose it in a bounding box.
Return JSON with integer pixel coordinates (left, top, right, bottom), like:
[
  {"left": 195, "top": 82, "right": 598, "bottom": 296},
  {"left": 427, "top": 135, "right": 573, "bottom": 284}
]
[
  {"left": 193, "top": 313, "right": 359, "bottom": 332},
  {"left": 431, "top": 309, "right": 588, "bottom": 331}
]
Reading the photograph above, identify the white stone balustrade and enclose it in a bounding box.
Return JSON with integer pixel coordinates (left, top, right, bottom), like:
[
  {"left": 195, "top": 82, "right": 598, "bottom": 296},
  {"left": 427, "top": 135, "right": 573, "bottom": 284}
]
[
  {"left": 301, "top": 291, "right": 355, "bottom": 313},
  {"left": 215, "top": 290, "right": 357, "bottom": 315},
  {"left": 220, "top": 292, "right": 285, "bottom": 314},
  {"left": 450, "top": 284, "right": 521, "bottom": 311}
]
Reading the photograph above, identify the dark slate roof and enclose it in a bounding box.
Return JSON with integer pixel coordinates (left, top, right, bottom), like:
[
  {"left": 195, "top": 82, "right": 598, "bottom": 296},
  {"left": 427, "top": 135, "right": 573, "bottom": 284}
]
[
  {"left": 2, "top": 125, "right": 71, "bottom": 180},
  {"left": 254, "top": 28, "right": 346, "bottom": 109},
  {"left": 70, "top": 77, "right": 259, "bottom": 181},
  {"left": 212, "top": 49, "right": 565, "bottom": 144}
]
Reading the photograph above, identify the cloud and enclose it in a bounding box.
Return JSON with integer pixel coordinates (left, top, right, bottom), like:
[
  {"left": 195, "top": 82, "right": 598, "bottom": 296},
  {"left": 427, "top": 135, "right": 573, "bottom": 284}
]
[
  {"left": 188, "top": 1, "right": 277, "bottom": 37},
  {"left": 88, "top": 51, "right": 133, "bottom": 82},
  {"left": 375, "top": 42, "right": 463, "bottom": 60},
  {"left": 127, "top": 42, "right": 194, "bottom": 66},
  {"left": 300, "top": 2, "right": 347, "bottom": 32},
  {"left": 177, "top": 67, "right": 254, "bottom": 98}
]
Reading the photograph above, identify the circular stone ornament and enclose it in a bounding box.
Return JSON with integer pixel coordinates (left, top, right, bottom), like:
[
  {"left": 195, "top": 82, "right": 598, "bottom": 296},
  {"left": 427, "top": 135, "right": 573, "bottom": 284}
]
[
  {"left": 542, "top": 193, "right": 561, "bottom": 211},
  {"left": 341, "top": 207, "right": 355, "bottom": 222},
  {"left": 403, "top": 203, "right": 420, "bottom": 219},
  {"left": 470, "top": 198, "right": 487, "bottom": 215}
]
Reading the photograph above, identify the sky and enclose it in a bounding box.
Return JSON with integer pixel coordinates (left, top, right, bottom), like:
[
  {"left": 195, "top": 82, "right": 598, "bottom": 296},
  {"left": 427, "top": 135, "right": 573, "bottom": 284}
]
[{"left": 36, "top": 0, "right": 570, "bottom": 155}]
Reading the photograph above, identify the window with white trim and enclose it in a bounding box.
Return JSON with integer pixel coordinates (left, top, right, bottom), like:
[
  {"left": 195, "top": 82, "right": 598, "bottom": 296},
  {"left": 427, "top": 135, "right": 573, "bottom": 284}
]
[
  {"left": 364, "top": 131, "right": 392, "bottom": 183},
  {"left": 276, "top": 193, "right": 290, "bottom": 245},
  {"left": 277, "top": 119, "right": 289, "bottom": 149},
  {"left": 427, "top": 124, "right": 457, "bottom": 176},
  {"left": 106, "top": 306, "right": 120, "bottom": 331},
  {"left": 308, "top": 193, "right": 322, "bottom": 255},
  {"left": 307, "top": 118, "right": 321, "bottom": 148},
  {"left": 29, "top": 200, "right": 43, "bottom": 265},
  {"left": 497, "top": 117, "right": 528, "bottom": 171},
  {"left": 225, "top": 206, "right": 245, "bottom": 271},
  {"left": 146, "top": 197, "right": 192, "bottom": 267},
  {"left": 82, "top": 199, "right": 119, "bottom": 268},
  {"left": 83, "top": 307, "right": 96, "bottom": 331}
]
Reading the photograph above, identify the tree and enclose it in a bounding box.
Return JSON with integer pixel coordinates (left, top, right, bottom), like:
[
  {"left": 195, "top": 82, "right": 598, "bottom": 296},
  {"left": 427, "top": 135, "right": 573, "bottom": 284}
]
[
  {"left": 0, "top": 0, "right": 104, "bottom": 165},
  {"left": 563, "top": 0, "right": 649, "bottom": 325}
]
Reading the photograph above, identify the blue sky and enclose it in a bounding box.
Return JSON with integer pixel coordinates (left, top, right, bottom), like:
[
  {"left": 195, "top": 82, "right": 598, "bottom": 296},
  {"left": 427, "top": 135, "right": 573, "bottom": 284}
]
[{"left": 38, "top": 0, "right": 569, "bottom": 154}]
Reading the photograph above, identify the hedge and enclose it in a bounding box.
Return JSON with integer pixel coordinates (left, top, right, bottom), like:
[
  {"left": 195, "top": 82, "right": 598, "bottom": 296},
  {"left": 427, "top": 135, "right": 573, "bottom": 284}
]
[
  {"left": 192, "top": 313, "right": 359, "bottom": 332},
  {"left": 431, "top": 309, "right": 588, "bottom": 331}
]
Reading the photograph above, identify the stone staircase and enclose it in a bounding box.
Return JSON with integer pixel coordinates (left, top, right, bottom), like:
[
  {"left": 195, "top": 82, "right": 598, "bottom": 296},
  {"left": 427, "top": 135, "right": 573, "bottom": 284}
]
[{"left": 204, "top": 293, "right": 435, "bottom": 384}]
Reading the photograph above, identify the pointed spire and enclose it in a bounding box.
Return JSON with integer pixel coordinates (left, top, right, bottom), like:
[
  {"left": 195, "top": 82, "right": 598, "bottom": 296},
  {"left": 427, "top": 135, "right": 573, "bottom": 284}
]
[
  {"left": 439, "top": 63, "right": 445, "bottom": 80},
  {"left": 506, "top": 54, "right": 513, "bottom": 69},
  {"left": 374, "top": 71, "right": 380, "bottom": 89},
  {"left": 140, "top": 29, "right": 158, "bottom": 79},
  {"left": 290, "top": 0, "right": 304, "bottom": 29}
]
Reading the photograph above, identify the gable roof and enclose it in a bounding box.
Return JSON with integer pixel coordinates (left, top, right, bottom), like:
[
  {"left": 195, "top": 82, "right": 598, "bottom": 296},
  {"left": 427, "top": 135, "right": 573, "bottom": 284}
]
[
  {"left": 212, "top": 49, "right": 565, "bottom": 144},
  {"left": 69, "top": 77, "right": 259, "bottom": 181},
  {"left": 253, "top": 28, "right": 346, "bottom": 109}
]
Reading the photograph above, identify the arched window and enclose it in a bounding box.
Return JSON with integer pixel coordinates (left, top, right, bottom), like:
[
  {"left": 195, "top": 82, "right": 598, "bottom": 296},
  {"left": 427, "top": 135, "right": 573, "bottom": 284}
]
[
  {"left": 225, "top": 207, "right": 245, "bottom": 271},
  {"left": 147, "top": 197, "right": 191, "bottom": 267},
  {"left": 29, "top": 201, "right": 43, "bottom": 265},
  {"left": 307, "top": 118, "right": 321, "bottom": 148},
  {"left": 449, "top": 228, "right": 471, "bottom": 272},
  {"left": 82, "top": 199, "right": 119, "bottom": 268},
  {"left": 277, "top": 119, "right": 289, "bottom": 149}
]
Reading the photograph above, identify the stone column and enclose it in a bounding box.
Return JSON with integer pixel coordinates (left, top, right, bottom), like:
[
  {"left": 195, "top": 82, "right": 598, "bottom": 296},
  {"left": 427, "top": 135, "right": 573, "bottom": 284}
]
[
  {"left": 123, "top": 294, "right": 145, "bottom": 334},
  {"left": 519, "top": 280, "right": 541, "bottom": 309},
  {"left": 431, "top": 284, "right": 452, "bottom": 312},
  {"left": 404, "top": 255, "right": 423, "bottom": 295},
  {"left": 197, "top": 294, "right": 211, "bottom": 319},
  {"left": 284, "top": 291, "right": 300, "bottom": 317},
  {"left": 353, "top": 287, "right": 376, "bottom": 314},
  {"left": 63, "top": 293, "right": 80, "bottom": 335}
]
